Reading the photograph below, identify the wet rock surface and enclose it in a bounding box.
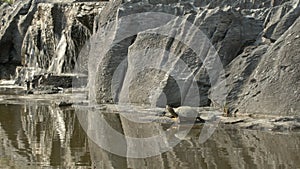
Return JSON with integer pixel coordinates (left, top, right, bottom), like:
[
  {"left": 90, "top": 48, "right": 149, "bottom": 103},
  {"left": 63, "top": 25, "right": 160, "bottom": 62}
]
[{"left": 0, "top": 0, "right": 107, "bottom": 79}]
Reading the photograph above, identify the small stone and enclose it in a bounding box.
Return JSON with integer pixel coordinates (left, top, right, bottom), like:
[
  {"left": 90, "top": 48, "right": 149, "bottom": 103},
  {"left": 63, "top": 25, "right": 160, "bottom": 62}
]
[{"left": 58, "top": 101, "right": 73, "bottom": 107}]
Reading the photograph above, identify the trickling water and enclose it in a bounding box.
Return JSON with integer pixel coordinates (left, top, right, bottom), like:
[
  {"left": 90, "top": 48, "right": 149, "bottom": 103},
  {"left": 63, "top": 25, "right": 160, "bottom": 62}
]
[
  {"left": 18, "top": 2, "right": 97, "bottom": 85},
  {"left": 48, "top": 30, "right": 67, "bottom": 75}
]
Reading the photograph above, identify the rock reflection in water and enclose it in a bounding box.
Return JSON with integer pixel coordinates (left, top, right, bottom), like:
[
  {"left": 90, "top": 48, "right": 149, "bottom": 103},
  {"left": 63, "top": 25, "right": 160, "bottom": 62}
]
[
  {"left": 0, "top": 103, "right": 300, "bottom": 168},
  {"left": 0, "top": 103, "right": 90, "bottom": 168}
]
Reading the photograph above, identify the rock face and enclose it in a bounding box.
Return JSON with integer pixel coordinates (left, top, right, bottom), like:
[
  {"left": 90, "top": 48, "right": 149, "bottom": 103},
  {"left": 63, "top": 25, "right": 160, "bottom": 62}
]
[
  {"left": 91, "top": 0, "right": 263, "bottom": 106},
  {"left": 227, "top": 16, "right": 300, "bottom": 115},
  {"left": 89, "top": 0, "right": 299, "bottom": 115},
  {"left": 0, "top": 0, "right": 106, "bottom": 79},
  {"left": 22, "top": 1, "right": 105, "bottom": 74},
  {"left": 0, "top": 0, "right": 36, "bottom": 79}
]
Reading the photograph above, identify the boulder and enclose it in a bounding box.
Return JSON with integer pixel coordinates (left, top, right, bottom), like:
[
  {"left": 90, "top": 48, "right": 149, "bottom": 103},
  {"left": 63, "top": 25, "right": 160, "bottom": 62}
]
[{"left": 93, "top": 0, "right": 263, "bottom": 107}]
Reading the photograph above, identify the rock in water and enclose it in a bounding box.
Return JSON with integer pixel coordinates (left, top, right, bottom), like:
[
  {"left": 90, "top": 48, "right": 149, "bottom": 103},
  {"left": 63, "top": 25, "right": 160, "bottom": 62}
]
[
  {"left": 165, "top": 105, "right": 203, "bottom": 123},
  {"left": 173, "top": 106, "right": 199, "bottom": 119}
]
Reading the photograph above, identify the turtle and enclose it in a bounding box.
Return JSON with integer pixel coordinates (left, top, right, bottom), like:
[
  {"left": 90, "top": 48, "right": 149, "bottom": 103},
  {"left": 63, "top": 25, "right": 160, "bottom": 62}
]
[{"left": 164, "top": 105, "right": 205, "bottom": 123}]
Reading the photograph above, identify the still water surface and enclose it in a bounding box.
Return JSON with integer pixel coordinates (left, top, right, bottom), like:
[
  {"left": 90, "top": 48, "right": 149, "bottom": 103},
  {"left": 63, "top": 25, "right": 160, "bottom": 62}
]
[{"left": 0, "top": 101, "right": 299, "bottom": 169}]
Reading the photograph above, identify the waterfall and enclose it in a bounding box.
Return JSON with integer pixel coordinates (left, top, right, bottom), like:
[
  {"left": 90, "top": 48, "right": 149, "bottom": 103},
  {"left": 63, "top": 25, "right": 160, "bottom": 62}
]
[{"left": 48, "top": 30, "right": 67, "bottom": 75}]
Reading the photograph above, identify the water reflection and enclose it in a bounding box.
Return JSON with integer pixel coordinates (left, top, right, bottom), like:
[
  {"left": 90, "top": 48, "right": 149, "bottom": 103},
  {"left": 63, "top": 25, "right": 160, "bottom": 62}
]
[
  {"left": 0, "top": 102, "right": 300, "bottom": 168},
  {"left": 0, "top": 103, "right": 90, "bottom": 168}
]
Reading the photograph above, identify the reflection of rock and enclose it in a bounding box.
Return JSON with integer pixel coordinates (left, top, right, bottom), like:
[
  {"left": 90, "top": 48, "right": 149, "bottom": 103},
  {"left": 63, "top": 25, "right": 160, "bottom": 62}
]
[
  {"left": 0, "top": 103, "right": 90, "bottom": 168},
  {"left": 1, "top": 101, "right": 299, "bottom": 168},
  {"left": 89, "top": 127, "right": 300, "bottom": 169},
  {"left": 78, "top": 104, "right": 300, "bottom": 168}
]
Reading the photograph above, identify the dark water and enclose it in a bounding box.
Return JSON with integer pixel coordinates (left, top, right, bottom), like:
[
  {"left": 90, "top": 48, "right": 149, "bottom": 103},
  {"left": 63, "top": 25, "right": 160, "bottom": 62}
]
[{"left": 0, "top": 102, "right": 300, "bottom": 169}]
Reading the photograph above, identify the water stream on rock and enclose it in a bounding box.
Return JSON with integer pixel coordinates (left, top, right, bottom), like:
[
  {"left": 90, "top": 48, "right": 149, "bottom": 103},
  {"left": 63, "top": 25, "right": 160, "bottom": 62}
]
[{"left": 47, "top": 31, "right": 67, "bottom": 75}]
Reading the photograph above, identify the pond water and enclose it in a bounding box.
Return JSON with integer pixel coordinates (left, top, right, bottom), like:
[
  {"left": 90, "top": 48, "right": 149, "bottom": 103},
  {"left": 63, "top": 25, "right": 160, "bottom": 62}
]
[{"left": 0, "top": 100, "right": 300, "bottom": 169}]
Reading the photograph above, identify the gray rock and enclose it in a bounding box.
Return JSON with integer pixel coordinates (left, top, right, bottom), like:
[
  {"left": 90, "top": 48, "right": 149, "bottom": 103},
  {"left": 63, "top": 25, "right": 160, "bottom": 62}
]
[
  {"left": 263, "top": 0, "right": 300, "bottom": 41},
  {"left": 232, "top": 16, "right": 300, "bottom": 115},
  {"left": 224, "top": 45, "right": 269, "bottom": 110},
  {"left": 88, "top": 0, "right": 300, "bottom": 116},
  {"left": 22, "top": 2, "right": 105, "bottom": 74},
  {"left": 0, "top": 0, "right": 35, "bottom": 79},
  {"left": 0, "top": 1, "right": 106, "bottom": 79},
  {"left": 93, "top": 0, "right": 263, "bottom": 107}
]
